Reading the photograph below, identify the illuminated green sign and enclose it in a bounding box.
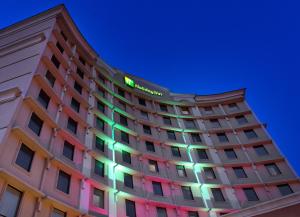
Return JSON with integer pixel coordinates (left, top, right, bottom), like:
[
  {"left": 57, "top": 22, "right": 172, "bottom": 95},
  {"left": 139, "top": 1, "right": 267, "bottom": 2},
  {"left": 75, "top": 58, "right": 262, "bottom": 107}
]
[{"left": 124, "top": 76, "right": 163, "bottom": 96}]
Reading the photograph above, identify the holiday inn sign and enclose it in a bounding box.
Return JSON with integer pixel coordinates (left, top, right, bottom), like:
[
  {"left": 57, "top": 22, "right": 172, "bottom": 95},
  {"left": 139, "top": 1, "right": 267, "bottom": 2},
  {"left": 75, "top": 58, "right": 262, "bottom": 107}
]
[{"left": 124, "top": 76, "right": 163, "bottom": 96}]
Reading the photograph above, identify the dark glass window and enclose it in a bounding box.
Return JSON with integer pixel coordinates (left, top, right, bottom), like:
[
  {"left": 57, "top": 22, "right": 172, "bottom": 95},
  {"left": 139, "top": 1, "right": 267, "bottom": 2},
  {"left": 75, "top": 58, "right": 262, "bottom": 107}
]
[
  {"left": 141, "top": 110, "right": 148, "bottom": 119},
  {"left": 149, "top": 160, "right": 159, "bottom": 172},
  {"left": 157, "top": 207, "right": 167, "bottom": 217},
  {"left": 167, "top": 130, "right": 176, "bottom": 140},
  {"left": 211, "top": 188, "right": 225, "bottom": 201},
  {"left": 76, "top": 68, "right": 84, "bottom": 79},
  {"left": 184, "top": 120, "right": 196, "bottom": 129},
  {"left": 224, "top": 148, "right": 237, "bottom": 159},
  {"left": 122, "top": 150, "right": 131, "bottom": 164},
  {"left": 236, "top": 115, "right": 248, "bottom": 125},
  {"left": 121, "top": 131, "right": 129, "bottom": 143},
  {"left": 94, "top": 160, "right": 104, "bottom": 177},
  {"left": 38, "top": 89, "right": 50, "bottom": 109},
  {"left": 96, "top": 117, "right": 104, "bottom": 131},
  {"left": 70, "top": 97, "right": 80, "bottom": 113},
  {"left": 254, "top": 145, "right": 268, "bottom": 156},
  {"left": 124, "top": 173, "right": 133, "bottom": 188},
  {"left": 56, "top": 42, "right": 64, "bottom": 53},
  {"left": 120, "top": 115, "right": 128, "bottom": 126},
  {"left": 74, "top": 81, "right": 82, "bottom": 94},
  {"left": 98, "top": 74, "right": 105, "bottom": 84},
  {"left": 191, "top": 133, "right": 201, "bottom": 143},
  {"left": 210, "top": 119, "right": 221, "bottom": 128},
  {"left": 244, "top": 129, "right": 258, "bottom": 139},
  {"left": 45, "top": 70, "right": 56, "bottom": 87},
  {"left": 15, "top": 144, "right": 34, "bottom": 171},
  {"left": 61, "top": 31, "right": 67, "bottom": 41},
  {"left": 118, "top": 100, "right": 126, "bottom": 110},
  {"left": 277, "top": 184, "right": 293, "bottom": 196},
  {"left": 97, "top": 86, "right": 105, "bottom": 98},
  {"left": 57, "top": 170, "right": 71, "bottom": 194},
  {"left": 160, "top": 104, "right": 168, "bottom": 112},
  {"left": 67, "top": 117, "right": 77, "bottom": 134},
  {"left": 28, "top": 113, "right": 43, "bottom": 136},
  {"left": 176, "top": 165, "right": 187, "bottom": 177},
  {"left": 204, "top": 167, "right": 216, "bottom": 179},
  {"left": 163, "top": 117, "right": 172, "bottom": 125},
  {"left": 182, "top": 186, "right": 194, "bottom": 200},
  {"left": 228, "top": 103, "right": 238, "bottom": 110},
  {"left": 93, "top": 188, "right": 104, "bottom": 208},
  {"left": 0, "top": 186, "right": 22, "bottom": 217},
  {"left": 146, "top": 141, "right": 155, "bottom": 152},
  {"left": 79, "top": 56, "right": 85, "bottom": 65},
  {"left": 188, "top": 211, "right": 199, "bottom": 217},
  {"left": 233, "top": 167, "right": 247, "bottom": 178},
  {"left": 152, "top": 181, "right": 163, "bottom": 196},
  {"left": 265, "top": 163, "right": 281, "bottom": 176},
  {"left": 143, "top": 125, "right": 151, "bottom": 135},
  {"left": 63, "top": 141, "right": 74, "bottom": 161},
  {"left": 138, "top": 98, "right": 146, "bottom": 106},
  {"left": 52, "top": 208, "right": 66, "bottom": 217},
  {"left": 171, "top": 146, "right": 181, "bottom": 157},
  {"left": 51, "top": 55, "right": 60, "bottom": 68},
  {"left": 125, "top": 199, "right": 136, "bottom": 217},
  {"left": 181, "top": 107, "right": 190, "bottom": 115},
  {"left": 197, "top": 149, "right": 208, "bottom": 160},
  {"left": 97, "top": 101, "right": 105, "bottom": 113},
  {"left": 243, "top": 188, "right": 259, "bottom": 201},
  {"left": 118, "top": 88, "right": 125, "bottom": 97},
  {"left": 204, "top": 106, "right": 213, "bottom": 114},
  {"left": 95, "top": 136, "right": 105, "bottom": 152},
  {"left": 217, "top": 133, "right": 229, "bottom": 143}
]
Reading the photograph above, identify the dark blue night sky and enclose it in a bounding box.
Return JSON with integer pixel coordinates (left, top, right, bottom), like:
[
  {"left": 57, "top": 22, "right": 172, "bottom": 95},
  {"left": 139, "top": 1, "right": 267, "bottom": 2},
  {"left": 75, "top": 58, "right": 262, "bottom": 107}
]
[{"left": 1, "top": 0, "right": 299, "bottom": 174}]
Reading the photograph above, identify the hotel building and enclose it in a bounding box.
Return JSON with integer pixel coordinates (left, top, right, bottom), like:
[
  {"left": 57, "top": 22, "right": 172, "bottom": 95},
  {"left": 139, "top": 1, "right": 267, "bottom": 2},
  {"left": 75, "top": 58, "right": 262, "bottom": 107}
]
[{"left": 0, "top": 4, "right": 299, "bottom": 217}]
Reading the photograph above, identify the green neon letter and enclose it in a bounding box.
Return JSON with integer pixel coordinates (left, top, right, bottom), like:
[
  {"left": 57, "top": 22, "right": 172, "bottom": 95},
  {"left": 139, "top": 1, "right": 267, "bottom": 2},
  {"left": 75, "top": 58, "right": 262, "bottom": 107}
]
[{"left": 124, "top": 76, "right": 135, "bottom": 88}]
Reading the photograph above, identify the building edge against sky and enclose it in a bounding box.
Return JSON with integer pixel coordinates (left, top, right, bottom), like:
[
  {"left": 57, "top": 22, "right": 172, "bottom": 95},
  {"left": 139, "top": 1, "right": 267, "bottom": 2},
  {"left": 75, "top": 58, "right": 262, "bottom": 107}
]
[{"left": 0, "top": 4, "right": 299, "bottom": 217}]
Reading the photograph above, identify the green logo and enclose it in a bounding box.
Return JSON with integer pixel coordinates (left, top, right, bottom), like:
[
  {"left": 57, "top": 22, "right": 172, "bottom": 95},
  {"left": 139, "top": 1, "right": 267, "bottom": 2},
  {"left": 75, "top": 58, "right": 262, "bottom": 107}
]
[
  {"left": 124, "top": 76, "right": 135, "bottom": 88},
  {"left": 124, "top": 76, "right": 163, "bottom": 96}
]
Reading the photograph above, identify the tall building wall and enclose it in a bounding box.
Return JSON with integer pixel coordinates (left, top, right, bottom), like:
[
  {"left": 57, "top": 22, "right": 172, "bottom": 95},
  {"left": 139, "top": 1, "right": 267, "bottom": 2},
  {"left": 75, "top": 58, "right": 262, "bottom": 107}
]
[{"left": 0, "top": 4, "right": 299, "bottom": 217}]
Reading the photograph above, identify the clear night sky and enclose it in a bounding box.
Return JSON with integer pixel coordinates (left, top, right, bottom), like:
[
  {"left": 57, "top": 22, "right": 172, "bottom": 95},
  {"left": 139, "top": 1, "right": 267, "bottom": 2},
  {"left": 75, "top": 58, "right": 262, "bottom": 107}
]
[{"left": 1, "top": 1, "right": 299, "bottom": 175}]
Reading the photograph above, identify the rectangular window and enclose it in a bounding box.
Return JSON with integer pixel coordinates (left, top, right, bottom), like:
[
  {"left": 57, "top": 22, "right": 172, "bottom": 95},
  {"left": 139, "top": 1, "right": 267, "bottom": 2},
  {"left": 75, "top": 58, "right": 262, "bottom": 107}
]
[
  {"left": 217, "top": 133, "right": 229, "bottom": 143},
  {"left": 233, "top": 167, "right": 247, "bottom": 178},
  {"left": 118, "top": 88, "right": 125, "bottom": 97},
  {"left": 57, "top": 170, "right": 71, "bottom": 194},
  {"left": 124, "top": 173, "right": 134, "bottom": 188},
  {"left": 38, "top": 89, "right": 50, "bottom": 109},
  {"left": 141, "top": 110, "right": 148, "bottom": 119},
  {"left": 160, "top": 104, "right": 168, "bottom": 112},
  {"left": 210, "top": 119, "right": 221, "bottom": 128},
  {"left": 171, "top": 146, "right": 181, "bottom": 157},
  {"left": 224, "top": 148, "right": 237, "bottom": 159},
  {"left": 191, "top": 133, "right": 202, "bottom": 143},
  {"left": 120, "top": 115, "right": 128, "bottom": 126},
  {"left": 277, "top": 184, "right": 293, "bottom": 196},
  {"left": 93, "top": 188, "right": 104, "bottom": 208},
  {"left": 265, "top": 163, "right": 281, "bottom": 176},
  {"left": 167, "top": 130, "right": 176, "bottom": 140},
  {"left": 254, "top": 145, "right": 268, "bottom": 156},
  {"left": 94, "top": 160, "right": 104, "bottom": 177},
  {"left": 45, "top": 70, "right": 56, "bottom": 87},
  {"left": 197, "top": 149, "right": 208, "bottom": 160},
  {"left": 204, "top": 167, "right": 216, "bottom": 179},
  {"left": 176, "top": 165, "right": 187, "bottom": 177},
  {"left": 97, "top": 100, "right": 105, "bottom": 113},
  {"left": 76, "top": 68, "right": 84, "bottom": 79},
  {"left": 71, "top": 97, "right": 80, "bottom": 113},
  {"left": 98, "top": 74, "right": 105, "bottom": 84},
  {"left": 125, "top": 199, "right": 136, "bottom": 217},
  {"left": 51, "top": 208, "right": 66, "bottom": 217},
  {"left": 146, "top": 141, "right": 155, "bottom": 152},
  {"left": 243, "top": 188, "right": 259, "bottom": 201},
  {"left": 79, "top": 56, "right": 86, "bottom": 65},
  {"left": 211, "top": 188, "right": 225, "bottom": 201},
  {"left": 95, "top": 136, "right": 105, "bottom": 152},
  {"left": 157, "top": 207, "right": 167, "bottom": 217},
  {"left": 97, "top": 87, "right": 105, "bottom": 98},
  {"left": 67, "top": 117, "right": 77, "bottom": 134},
  {"left": 181, "top": 107, "right": 190, "bottom": 115},
  {"left": 61, "top": 31, "right": 67, "bottom": 41},
  {"left": 236, "top": 115, "right": 248, "bottom": 125},
  {"left": 63, "top": 141, "right": 74, "bottom": 161},
  {"left": 204, "top": 106, "right": 213, "bottom": 114},
  {"left": 0, "top": 186, "right": 22, "bottom": 217},
  {"left": 56, "top": 42, "right": 64, "bottom": 53},
  {"left": 122, "top": 150, "right": 131, "bottom": 164},
  {"left": 51, "top": 55, "right": 60, "bottom": 68},
  {"left": 143, "top": 125, "right": 152, "bottom": 135},
  {"left": 163, "top": 116, "right": 172, "bottom": 125},
  {"left": 228, "top": 103, "right": 238, "bottom": 110},
  {"left": 188, "top": 211, "right": 199, "bottom": 217},
  {"left": 138, "top": 98, "right": 146, "bottom": 106},
  {"left": 15, "top": 143, "right": 34, "bottom": 172},
  {"left": 28, "top": 113, "right": 43, "bottom": 136},
  {"left": 152, "top": 181, "right": 163, "bottom": 196},
  {"left": 121, "top": 131, "right": 129, "bottom": 144},
  {"left": 149, "top": 159, "right": 159, "bottom": 172},
  {"left": 184, "top": 119, "right": 196, "bottom": 129},
  {"left": 96, "top": 117, "right": 104, "bottom": 131},
  {"left": 118, "top": 100, "right": 126, "bottom": 110},
  {"left": 182, "top": 186, "right": 194, "bottom": 200},
  {"left": 244, "top": 129, "right": 258, "bottom": 139},
  {"left": 74, "top": 81, "right": 82, "bottom": 95}
]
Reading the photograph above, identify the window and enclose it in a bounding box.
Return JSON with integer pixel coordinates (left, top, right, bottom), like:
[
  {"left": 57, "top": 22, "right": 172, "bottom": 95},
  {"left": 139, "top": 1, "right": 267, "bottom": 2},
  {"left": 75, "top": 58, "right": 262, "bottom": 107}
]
[
  {"left": 217, "top": 133, "right": 229, "bottom": 143},
  {"left": 122, "top": 150, "right": 131, "bottom": 164},
  {"left": 211, "top": 188, "right": 225, "bottom": 202},
  {"left": 138, "top": 98, "right": 146, "bottom": 106},
  {"left": 96, "top": 117, "right": 104, "bottom": 131},
  {"left": 97, "top": 101, "right": 105, "bottom": 113},
  {"left": 167, "top": 130, "right": 176, "bottom": 140},
  {"left": 181, "top": 107, "right": 190, "bottom": 115},
  {"left": 204, "top": 106, "right": 213, "bottom": 114},
  {"left": 197, "top": 149, "right": 208, "bottom": 160},
  {"left": 157, "top": 207, "right": 167, "bottom": 217},
  {"left": 98, "top": 74, "right": 105, "bottom": 84},
  {"left": 143, "top": 125, "right": 152, "bottom": 135},
  {"left": 63, "top": 141, "right": 74, "bottom": 161},
  {"left": 51, "top": 55, "right": 60, "bottom": 68},
  {"left": 118, "top": 88, "right": 125, "bottom": 97},
  {"left": 243, "top": 188, "right": 259, "bottom": 201},
  {"left": 210, "top": 119, "right": 221, "bottom": 128},
  {"left": 76, "top": 68, "right": 84, "bottom": 79},
  {"left": 0, "top": 186, "right": 22, "bottom": 217},
  {"left": 56, "top": 42, "right": 64, "bottom": 53},
  {"left": 125, "top": 199, "right": 136, "bottom": 217},
  {"left": 191, "top": 133, "right": 201, "bottom": 143},
  {"left": 244, "top": 129, "right": 258, "bottom": 139},
  {"left": 121, "top": 131, "right": 129, "bottom": 143},
  {"left": 204, "top": 167, "right": 216, "bottom": 179},
  {"left": 118, "top": 100, "right": 126, "bottom": 110},
  {"left": 71, "top": 97, "right": 80, "bottom": 113},
  {"left": 152, "top": 181, "right": 163, "bottom": 196},
  {"left": 67, "top": 117, "right": 77, "bottom": 134},
  {"left": 182, "top": 186, "right": 194, "bottom": 200},
  {"left": 74, "top": 81, "right": 82, "bottom": 94},
  {"left": 95, "top": 136, "right": 104, "bottom": 152},
  {"left": 38, "top": 89, "right": 50, "bottom": 109},
  {"left": 236, "top": 115, "right": 248, "bottom": 125},
  {"left": 160, "top": 104, "right": 168, "bottom": 112},
  {"left": 163, "top": 116, "right": 172, "bottom": 125},
  {"left": 141, "top": 110, "right": 148, "bottom": 119},
  {"left": 124, "top": 173, "right": 133, "bottom": 188},
  {"left": 120, "top": 115, "right": 128, "bottom": 126},
  {"left": 233, "top": 167, "right": 247, "bottom": 178},
  {"left": 176, "top": 165, "right": 187, "bottom": 177},
  {"left": 277, "top": 184, "right": 293, "bottom": 196},
  {"left": 93, "top": 188, "right": 104, "bottom": 208},
  {"left": 45, "top": 70, "right": 56, "bottom": 87},
  {"left": 224, "top": 149, "right": 237, "bottom": 159},
  {"left": 51, "top": 208, "right": 66, "bottom": 217},
  {"left": 146, "top": 141, "right": 155, "bottom": 152},
  {"left": 94, "top": 160, "right": 104, "bottom": 177},
  {"left": 254, "top": 145, "right": 268, "bottom": 156},
  {"left": 149, "top": 160, "right": 159, "bottom": 172},
  {"left": 28, "top": 113, "right": 43, "bottom": 136},
  {"left": 57, "top": 170, "right": 71, "bottom": 194},
  {"left": 15, "top": 143, "right": 34, "bottom": 172},
  {"left": 61, "top": 31, "right": 67, "bottom": 41},
  {"left": 265, "top": 163, "right": 281, "bottom": 176},
  {"left": 97, "top": 87, "right": 105, "bottom": 98},
  {"left": 79, "top": 56, "right": 85, "bottom": 65},
  {"left": 228, "top": 103, "right": 238, "bottom": 110},
  {"left": 184, "top": 119, "right": 196, "bottom": 129},
  {"left": 171, "top": 146, "right": 181, "bottom": 157},
  {"left": 188, "top": 211, "right": 199, "bottom": 217}
]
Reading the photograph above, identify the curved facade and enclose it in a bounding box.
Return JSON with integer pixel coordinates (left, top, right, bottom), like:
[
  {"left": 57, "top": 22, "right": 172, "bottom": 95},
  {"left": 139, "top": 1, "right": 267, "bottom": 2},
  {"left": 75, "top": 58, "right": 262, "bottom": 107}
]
[{"left": 0, "top": 5, "right": 299, "bottom": 217}]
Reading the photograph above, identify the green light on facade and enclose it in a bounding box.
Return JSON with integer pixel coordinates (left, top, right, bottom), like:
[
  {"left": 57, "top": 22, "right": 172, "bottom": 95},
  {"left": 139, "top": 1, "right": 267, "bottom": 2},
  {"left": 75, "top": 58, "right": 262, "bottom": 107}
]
[
  {"left": 124, "top": 76, "right": 135, "bottom": 88},
  {"left": 124, "top": 76, "right": 163, "bottom": 96}
]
